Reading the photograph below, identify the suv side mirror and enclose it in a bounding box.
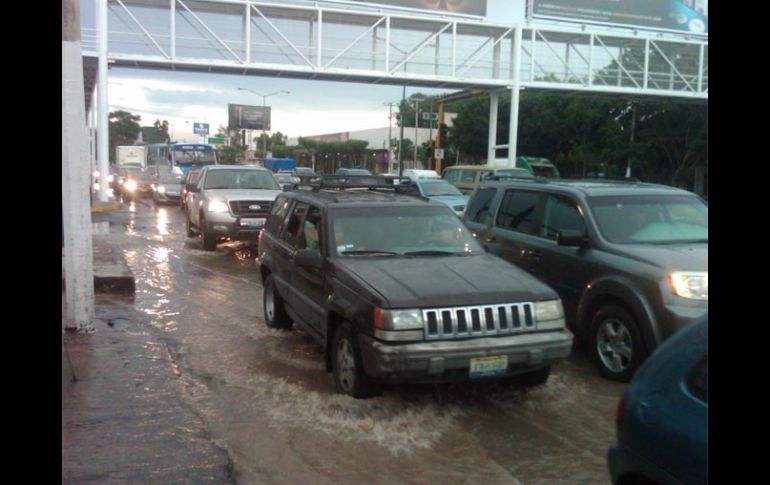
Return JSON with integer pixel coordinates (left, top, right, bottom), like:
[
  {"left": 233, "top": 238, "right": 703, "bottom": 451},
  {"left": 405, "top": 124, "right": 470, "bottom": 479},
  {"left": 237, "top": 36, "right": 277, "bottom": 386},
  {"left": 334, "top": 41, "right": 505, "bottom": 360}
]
[
  {"left": 294, "top": 249, "right": 323, "bottom": 269},
  {"left": 557, "top": 230, "right": 588, "bottom": 248}
]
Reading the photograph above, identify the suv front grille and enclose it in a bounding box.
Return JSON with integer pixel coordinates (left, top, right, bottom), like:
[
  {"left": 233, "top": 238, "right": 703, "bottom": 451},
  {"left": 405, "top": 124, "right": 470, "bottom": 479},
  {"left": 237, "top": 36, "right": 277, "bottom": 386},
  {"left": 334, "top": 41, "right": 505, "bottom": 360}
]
[
  {"left": 422, "top": 303, "right": 535, "bottom": 339},
  {"left": 228, "top": 200, "right": 272, "bottom": 216}
]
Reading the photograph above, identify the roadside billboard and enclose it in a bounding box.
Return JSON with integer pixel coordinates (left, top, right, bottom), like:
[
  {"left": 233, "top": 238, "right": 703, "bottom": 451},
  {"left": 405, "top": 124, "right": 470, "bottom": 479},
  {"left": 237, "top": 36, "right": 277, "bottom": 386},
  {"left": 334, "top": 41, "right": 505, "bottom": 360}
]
[
  {"left": 228, "top": 104, "right": 271, "bottom": 130},
  {"left": 532, "top": 0, "right": 707, "bottom": 35},
  {"left": 193, "top": 122, "right": 209, "bottom": 135},
  {"left": 347, "top": 0, "right": 486, "bottom": 17}
]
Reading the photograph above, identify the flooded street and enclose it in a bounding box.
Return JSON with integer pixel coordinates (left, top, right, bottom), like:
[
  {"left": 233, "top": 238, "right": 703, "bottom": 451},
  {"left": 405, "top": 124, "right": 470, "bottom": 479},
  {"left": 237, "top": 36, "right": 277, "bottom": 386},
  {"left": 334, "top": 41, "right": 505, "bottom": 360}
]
[{"left": 93, "top": 199, "right": 626, "bottom": 485}]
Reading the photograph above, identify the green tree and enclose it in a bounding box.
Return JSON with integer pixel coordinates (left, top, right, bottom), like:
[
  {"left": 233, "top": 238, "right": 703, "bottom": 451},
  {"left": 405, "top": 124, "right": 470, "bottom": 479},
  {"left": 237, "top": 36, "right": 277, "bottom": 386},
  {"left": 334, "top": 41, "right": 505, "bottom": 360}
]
[
  {"left": 216, "top": 145, "right": 241, "bottom": 164},
  {"left": 142, "top": 119, "right": 169, "bottom": 144},
  {"left": 108, "top": 110, "right": 141, "bottom": 162}
]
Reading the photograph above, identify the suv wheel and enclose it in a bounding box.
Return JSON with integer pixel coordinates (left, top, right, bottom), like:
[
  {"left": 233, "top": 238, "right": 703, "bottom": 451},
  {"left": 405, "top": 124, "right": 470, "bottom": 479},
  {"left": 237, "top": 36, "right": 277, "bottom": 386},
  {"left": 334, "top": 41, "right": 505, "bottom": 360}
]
[
  {"left": 200, "top": 215, "right": 217, "bottom": 251},
  {"left": 185, "top": 215, "right": 195, "bottom": 237},
  {"left": 263, "top": 275, "right": 292, "bottom": 329},
  {"left": 332, "top": 322, "right": 376, "bottom": 398},
  {"left": 590, "top": 305, "right": 645, "bottom": 382}
]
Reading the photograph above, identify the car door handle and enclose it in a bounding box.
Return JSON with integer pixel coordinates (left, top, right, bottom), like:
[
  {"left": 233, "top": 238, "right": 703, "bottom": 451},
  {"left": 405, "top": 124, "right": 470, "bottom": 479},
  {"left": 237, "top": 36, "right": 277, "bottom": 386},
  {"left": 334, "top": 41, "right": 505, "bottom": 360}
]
[
  {"left": 485, "top": 236, "right": 496, "bottom": 243},
  {"left": 526, "top": 249, "right": 543, "bottom": 259}
]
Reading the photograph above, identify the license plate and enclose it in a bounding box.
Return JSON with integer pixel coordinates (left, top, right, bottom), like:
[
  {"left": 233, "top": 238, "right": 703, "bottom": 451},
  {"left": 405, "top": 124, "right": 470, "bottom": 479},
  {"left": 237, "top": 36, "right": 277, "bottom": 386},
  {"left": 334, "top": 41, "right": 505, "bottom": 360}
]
[
  {"left": 240, "top": 218, "right": 266, "bottom": 227},
  {"left": 469, "top": 355, "right": 508, "bottom": 378}
]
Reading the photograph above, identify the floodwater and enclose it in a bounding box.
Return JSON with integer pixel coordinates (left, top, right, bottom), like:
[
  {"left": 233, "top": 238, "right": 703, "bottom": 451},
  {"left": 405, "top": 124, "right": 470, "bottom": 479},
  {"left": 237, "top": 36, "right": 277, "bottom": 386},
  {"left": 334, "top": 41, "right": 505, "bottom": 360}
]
[{"left": 94, "top": 199, "right": 626, "bottom": 484}]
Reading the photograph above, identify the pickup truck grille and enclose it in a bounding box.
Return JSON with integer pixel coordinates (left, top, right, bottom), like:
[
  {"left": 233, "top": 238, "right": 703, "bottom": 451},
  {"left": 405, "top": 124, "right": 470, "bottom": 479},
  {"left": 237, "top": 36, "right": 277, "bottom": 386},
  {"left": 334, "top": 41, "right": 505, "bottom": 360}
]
[
  {"left": 422, "top": 303, "right": 535, "bottom": 340},
  {"left": 228, "top": 200, "right": 272, "bottom": 216}
]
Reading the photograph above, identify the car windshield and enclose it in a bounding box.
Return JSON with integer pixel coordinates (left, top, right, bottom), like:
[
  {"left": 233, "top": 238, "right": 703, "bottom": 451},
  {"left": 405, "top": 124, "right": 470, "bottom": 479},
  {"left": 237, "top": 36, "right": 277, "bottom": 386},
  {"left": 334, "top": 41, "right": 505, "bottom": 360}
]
[
  {"left": 419, "top": 180, "right": 464, "bottom": 197},
  {"left": 159, "top": 173, "right": 183, "bottom": 184},
  {"left": 295, "top": 168, "right": 315, "bottom": 175},
  {"left": 203, "top": 170, "right": 280, "bottom": 190},
  {"left": 275, "top": 173, "right": 298, "bottom": 182},
  {"left": 119, "top": 168, "right": 143, "bottom": 178},
  {"left": 331, "top": 207, "right": 483, "bottom": 256},
  {"left": 340, "top": 169, "right": 371, "bottom": 175},
  {"left": 589, "top": 194, "right": 708, "bottom": 244}
]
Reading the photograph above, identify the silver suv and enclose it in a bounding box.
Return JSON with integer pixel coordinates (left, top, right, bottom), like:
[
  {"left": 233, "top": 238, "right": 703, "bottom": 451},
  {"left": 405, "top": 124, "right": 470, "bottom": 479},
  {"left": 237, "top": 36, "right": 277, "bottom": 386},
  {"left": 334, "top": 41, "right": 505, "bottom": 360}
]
[{"left": 185, "top": 165, "right": 282, "bottom": 251}]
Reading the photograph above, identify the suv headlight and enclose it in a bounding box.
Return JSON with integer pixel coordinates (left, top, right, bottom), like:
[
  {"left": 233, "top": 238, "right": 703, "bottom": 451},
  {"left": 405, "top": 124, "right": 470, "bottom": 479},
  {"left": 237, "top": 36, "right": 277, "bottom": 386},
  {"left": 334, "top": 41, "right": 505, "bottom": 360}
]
[
  {"left": 534, "top": 300, "right": 565, "bottom": 330},
  {"left": 374, "top": 307, "right": 424, "bottom": 330},
  {"left": 208, "top": 200, "right": 229, "bottom": 212},
  {"left": 668, "top": 271, "right": 708, "bottom": 300}
]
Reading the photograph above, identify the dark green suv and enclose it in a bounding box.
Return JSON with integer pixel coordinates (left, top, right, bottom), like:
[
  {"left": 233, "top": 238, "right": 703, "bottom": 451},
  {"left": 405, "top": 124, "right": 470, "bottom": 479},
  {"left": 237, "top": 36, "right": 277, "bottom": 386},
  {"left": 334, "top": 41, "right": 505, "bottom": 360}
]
[
  {"left": 462, "top": 179, "right": 707, "bottom": 381},
  {"left": 257, "top": 178, "right": 573, "bottom": 398}
]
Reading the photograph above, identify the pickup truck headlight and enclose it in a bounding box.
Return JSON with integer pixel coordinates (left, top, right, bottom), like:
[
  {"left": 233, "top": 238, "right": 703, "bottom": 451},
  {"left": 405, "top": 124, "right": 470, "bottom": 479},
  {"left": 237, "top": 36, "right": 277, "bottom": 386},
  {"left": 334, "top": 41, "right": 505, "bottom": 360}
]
[
  {"left": 156, "top": 185, "right": 166, "bottom": 194},
  {"left": 668, "top": 271, "right": 708, "bottom": 300},
  {"left": 374, "top": 307, "right": 424, "bottom": 330},
  {"left": 207, "top": 200, "right": 229, "bottom": 212},
  {"left": 124, "top": 179, "right": 137, "bottom": 192},
  {"left": 534, "top": 300, "right": 565, "bottom": 330}
]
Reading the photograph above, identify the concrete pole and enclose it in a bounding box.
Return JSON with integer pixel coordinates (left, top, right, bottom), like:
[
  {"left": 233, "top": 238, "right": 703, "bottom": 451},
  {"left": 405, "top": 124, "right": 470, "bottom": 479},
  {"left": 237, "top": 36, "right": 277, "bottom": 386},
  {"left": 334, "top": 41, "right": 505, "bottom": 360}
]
[
  {"left": 508, "top": 26, "right": 523, "bottom": 166},
  {"left": 97, "top": 0, "right": 109, "bottom": 201},
  {"left": 62, "top": 0, "right": 96, "bottom": 332},
  {"left": 488, "top": 92, "right": 499, "bottom": 164},
  {"left": 413, "top": 98, "right": 421, "bottom": 169}
]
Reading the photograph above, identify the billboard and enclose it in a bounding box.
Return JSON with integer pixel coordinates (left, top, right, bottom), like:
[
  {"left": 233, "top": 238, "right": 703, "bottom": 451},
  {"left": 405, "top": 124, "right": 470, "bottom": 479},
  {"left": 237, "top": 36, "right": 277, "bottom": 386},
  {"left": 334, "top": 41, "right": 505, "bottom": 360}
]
[
  {"left": 532, "top": 0, "right": 707, "bottom": 35},
  {"left": 193, "top": 122, "right": 209, "bottom": 135},
  {"left": 228, "top": 104, "right": 271, "bottom": 130},
  {"left": 348, "top": 1, "right": 486, "bottom": 17}
]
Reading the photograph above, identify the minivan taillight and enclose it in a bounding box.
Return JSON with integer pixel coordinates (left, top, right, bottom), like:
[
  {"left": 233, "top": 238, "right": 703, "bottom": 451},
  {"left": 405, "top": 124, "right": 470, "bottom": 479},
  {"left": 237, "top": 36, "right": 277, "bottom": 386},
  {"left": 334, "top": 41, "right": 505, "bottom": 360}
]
[{"left": 616, "top": 390, "right": 628, "bottom": 442}]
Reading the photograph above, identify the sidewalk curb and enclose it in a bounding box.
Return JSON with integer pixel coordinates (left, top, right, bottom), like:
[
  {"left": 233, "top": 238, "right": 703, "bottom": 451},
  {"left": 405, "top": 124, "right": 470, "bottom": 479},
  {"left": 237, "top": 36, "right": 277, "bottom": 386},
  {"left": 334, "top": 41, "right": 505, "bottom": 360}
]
[
  {"left": 91, "top": 200, "right": 120, "bottom": 213},
  {"left": 62, "top": 236, "right": 135, "bottom": 294}
]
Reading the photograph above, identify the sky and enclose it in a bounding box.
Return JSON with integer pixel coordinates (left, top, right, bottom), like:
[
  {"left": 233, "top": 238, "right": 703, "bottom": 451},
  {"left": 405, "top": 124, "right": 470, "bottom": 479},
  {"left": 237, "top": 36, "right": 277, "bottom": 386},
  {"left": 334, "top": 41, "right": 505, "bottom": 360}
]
[{"left": 95, "top": 0, "right": 525, "bottom": 143}]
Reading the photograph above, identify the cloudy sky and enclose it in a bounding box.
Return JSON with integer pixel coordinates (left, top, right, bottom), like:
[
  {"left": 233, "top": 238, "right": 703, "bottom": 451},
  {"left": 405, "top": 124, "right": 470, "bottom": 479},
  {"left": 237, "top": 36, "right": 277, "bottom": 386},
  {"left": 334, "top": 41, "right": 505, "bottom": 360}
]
[{"left": 95, "top": 0, "right": 525, "bottom": 142}]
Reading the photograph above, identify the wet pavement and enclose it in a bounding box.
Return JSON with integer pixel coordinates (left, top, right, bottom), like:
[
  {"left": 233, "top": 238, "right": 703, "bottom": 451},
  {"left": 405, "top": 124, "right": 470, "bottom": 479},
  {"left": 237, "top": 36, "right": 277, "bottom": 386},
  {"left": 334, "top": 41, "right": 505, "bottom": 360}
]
[{"left": 63, "top": 197, "right": 627, "bottom": 484}]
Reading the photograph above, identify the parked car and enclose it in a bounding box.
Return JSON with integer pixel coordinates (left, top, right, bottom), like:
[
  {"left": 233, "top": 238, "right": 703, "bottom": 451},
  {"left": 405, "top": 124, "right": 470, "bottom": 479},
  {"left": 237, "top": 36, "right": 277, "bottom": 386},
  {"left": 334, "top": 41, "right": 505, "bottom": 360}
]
[
  {"left": 462, "top": 178, "right": 707, "bottom": 381},
  {"left": 608, "top": 315, "right": 707, "bottom": 485},
  {"left": 275, "top": 171, "right": 301, "bottom": 190},
  {"left": 257, "top": 177, "right": 573, "bottom": 398},
  {"left": 396, "top": 178, "right": 469, "bottom": 216},
  {"left": 185, "top": 165, "right": 282, "bottom": 251},
  {"left": 335, "top": 167, "right": 372, "bottom": 176},
  {"left": 152, "top": 172, "right": 184, "bottom": 205},
  {"left": 180, "top": 167, "right": 203, "bottom": 212}
]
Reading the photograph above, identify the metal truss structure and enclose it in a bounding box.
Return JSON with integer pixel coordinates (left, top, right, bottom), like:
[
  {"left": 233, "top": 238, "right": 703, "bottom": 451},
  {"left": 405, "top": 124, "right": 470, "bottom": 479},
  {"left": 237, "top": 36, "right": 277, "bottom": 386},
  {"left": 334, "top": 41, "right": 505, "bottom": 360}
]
[
  {"left": 81, "top": 0, "right": 707, "bottom": 98},
  {"left": 80, "top": 0, "right": 707, "bottom": 199}
]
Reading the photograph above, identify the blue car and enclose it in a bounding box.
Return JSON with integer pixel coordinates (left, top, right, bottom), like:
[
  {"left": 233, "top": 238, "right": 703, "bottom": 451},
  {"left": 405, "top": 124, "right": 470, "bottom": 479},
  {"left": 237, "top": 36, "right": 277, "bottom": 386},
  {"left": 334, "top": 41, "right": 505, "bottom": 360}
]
[
  {"left": 608, "top": 315, "right": 707, "bottom": 485},
  {"left": 397, "top": 178, "right": 469, "bottom": 216}
]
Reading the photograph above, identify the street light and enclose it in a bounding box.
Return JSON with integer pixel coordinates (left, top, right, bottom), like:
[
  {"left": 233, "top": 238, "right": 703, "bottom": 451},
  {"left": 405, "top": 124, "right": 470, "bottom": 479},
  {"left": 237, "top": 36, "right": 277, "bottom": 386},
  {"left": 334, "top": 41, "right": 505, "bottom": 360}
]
[{"left": 237, "top": 88, "right": 290, "bottom": 158}]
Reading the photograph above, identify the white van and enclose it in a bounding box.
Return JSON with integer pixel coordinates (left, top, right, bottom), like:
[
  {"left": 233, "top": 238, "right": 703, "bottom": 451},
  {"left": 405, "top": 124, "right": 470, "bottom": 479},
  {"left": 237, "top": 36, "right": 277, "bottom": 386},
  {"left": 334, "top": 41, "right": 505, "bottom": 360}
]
[{"left": 402, "top": 169, "right": 441, "bottom": 181}]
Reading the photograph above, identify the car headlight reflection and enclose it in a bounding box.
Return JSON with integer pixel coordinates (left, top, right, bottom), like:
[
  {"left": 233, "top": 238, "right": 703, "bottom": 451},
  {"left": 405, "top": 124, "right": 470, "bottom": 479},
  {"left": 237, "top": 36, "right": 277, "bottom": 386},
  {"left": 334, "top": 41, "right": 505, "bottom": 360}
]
[
  {"left": 374, "top": 308, "right": 424, "bottom": 330},
  {"left": 668, "top": 271, "right": 708, "bottom": 300},
  {"left": 208, "top": 200, "right": 229, "bottom": 212}
]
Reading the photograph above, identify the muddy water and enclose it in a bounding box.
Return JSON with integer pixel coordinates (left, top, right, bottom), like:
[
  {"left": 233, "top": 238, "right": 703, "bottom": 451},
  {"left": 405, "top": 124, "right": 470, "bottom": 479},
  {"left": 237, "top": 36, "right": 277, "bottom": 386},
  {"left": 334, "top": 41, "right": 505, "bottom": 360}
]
[{"left": 95, "top": 202, "right": 625, "bottom": 484}]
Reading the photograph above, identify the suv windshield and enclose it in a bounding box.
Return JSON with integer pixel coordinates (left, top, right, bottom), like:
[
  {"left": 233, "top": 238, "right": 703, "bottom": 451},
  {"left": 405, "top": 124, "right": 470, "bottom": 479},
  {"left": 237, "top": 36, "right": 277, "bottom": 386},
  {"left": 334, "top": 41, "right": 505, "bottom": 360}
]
[
  {"left": 331, "top": 207, "right": 482, "bottom": 256},
  {"left": 159, "top": 173, "right": 183, "bottom": 184},
  {"left": 589, "top": 195, "right": 708, "bottom": 244},
  {"left": 419, "top": 180, "right": 463, "bottom": 196},
  {"left": 203, "top": 170, "right": 280, "bottom": 190}
]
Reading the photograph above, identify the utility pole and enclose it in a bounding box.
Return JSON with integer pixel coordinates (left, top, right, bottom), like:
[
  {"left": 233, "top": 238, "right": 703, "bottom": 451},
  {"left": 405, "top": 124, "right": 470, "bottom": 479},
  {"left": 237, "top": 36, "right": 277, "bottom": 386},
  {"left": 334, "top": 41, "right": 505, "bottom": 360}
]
[
  {"left": 412, "top": 97, "right": 422, "bottom": 169},
  {"left": 398, "top": 86, "right": 405, "bottom": 177},
  {"left": 384, "top": 101, "right": 396, "bottom": 173},
  {"left": 63, "top": 0, "right": 95, "bottom": 331},
  {"left": 625, "top": 103, "right": 637, "bottom": 178}
]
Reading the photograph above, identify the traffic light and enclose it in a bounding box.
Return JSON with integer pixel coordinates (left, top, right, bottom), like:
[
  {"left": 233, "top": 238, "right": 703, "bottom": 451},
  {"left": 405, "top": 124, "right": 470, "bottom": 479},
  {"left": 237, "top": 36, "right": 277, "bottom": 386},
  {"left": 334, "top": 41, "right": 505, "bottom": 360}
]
[{"left": 438, "top": 123, "right": 448, "bottom": 148}]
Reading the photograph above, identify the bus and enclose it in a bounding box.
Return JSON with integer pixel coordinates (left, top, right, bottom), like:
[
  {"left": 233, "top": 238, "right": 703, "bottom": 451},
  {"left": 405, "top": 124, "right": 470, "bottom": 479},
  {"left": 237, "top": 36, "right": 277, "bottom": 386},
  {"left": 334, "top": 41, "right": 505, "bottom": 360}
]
[{"left": 146, "top": 143, "right": 219, "bottom": 176}]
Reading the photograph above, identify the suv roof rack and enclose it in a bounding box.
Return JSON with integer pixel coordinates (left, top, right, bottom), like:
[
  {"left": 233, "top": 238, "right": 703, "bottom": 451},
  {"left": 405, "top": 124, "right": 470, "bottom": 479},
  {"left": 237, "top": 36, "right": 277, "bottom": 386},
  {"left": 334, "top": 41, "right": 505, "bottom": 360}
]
[
  {"left": 291, "top": 175, "right": 413, "bottom": 191},
  {"left": 482, "top": 175, "right": 548, "bottom": 183},
  {"left": 580, "top": 175, "right": 640, "bottom": 182}
]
